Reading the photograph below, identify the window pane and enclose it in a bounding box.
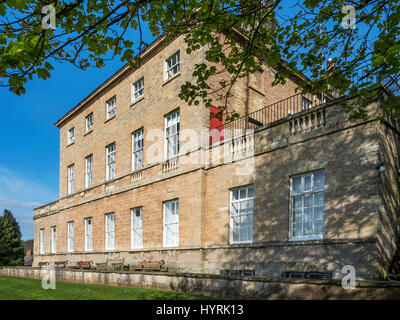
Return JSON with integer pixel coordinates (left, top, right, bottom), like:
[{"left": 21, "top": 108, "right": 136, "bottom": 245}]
[
  {"left": 314, "top": 171, "right": 325, "bottom": 191},
  {"left": 293, "top": 196, "right": 302, "bottom": 209},
  {"left": 304, "top": 175, "right": 312, "bottom": 191},
  {"left": 314, "top": 192, "right": 324, "bottom": 206},
  {"left": 292, "top": 176, "right": 302, "bottom": 194}
]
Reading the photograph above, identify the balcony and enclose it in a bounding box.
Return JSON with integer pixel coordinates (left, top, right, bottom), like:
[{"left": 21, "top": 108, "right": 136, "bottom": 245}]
[{"left": 210, "top": 92, "right": 333, "bottom": 145}]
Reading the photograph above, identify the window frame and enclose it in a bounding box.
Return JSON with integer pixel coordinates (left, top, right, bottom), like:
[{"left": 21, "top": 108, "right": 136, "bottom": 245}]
[
  {"left": 85, "top": 113, "right": 93, "bottom": 132},
  {"left": 85, "top": 154, "right": 93, "bottom": 188},
  {"left": 164, "top": 50, "right": 180, "bottom": 80},
  {"left": 85, "top": 217, "right": 92, "bottom": 251},
  {"left": 105, "top": 213, "right": 115, "bottom": 250},
  {"left": 51, "top": 226, "right": 57, "bottom": 254},
  {"left": 67, "top": 164, "right": 74, "bottom": 195},
  {"left": 229, "top": 185, "right": 254, "bottom": 245},
  {"left": 132, "top": 128, "right": 144, "bottom": 171},
  {"left": 67, "top": 127, "right": 75, "bottom": 144},
  {"left": 132, "top": 77, "right": 144, "bottom": 102},
  {"left": 289, "top": 170, "right": 325, "bottom": 241},
  {"left": 163, "top": 199, "right": 179, "bottom": 248},
  {"left": 164, "top": 110, "right": 180, "bottom": 159},
  {"left": 131, "top": 207, "right": 143, "bottom": 249},
  {"left": 106, "top": 143, "right": 116, "bottom": 181},
  {"left": 67, "top": 221, "right": 74, "bottom": 253},
  {"left": 106, "top": 97, "right": 116, "bottom": 119},
  {"left": 39, "top": 228, "right": 45, "bottom": 254}
]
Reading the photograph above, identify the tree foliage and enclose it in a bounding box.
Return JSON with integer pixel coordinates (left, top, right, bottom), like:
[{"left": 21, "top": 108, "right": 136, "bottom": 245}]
[
  {"left": 0, "top": 209, "right": 25, "bottom": 266},
  {"left": 0, "top": 0, "right": 399, "bottom": 119}
]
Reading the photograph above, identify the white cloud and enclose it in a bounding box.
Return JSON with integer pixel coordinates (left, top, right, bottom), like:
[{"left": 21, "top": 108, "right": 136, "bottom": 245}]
[{"left": 0, "top": 165, "right": 57, "bottom": 240}]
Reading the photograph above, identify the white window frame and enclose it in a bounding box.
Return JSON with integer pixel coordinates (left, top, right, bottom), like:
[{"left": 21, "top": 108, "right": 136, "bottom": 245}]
[
  {"left": 164, "top": 50, "right": 180, "bottom": 80},
  {"left": 85, "top": 217, "right": 92, "bottom": 251},
  {"left": 86, "top": 113, "right": 93, "bottom": 132},
  {"left": 105, "top": 213, "right": 115, "bottom": 250},
  {"left": 85, "top": 155, "right": 93, "bottom": 188},
  {"left": 67, "top": 221, "right": 74, "bottom": 252},
  {"left": 67, "top": 127, "right": 75, "bottom": 144},
  {"left": 289, "top": 171, "right": 325, "bottom": 241},
  {"left": 164, "top": 110, "right": 180, "bottom": 159},
  {"left": 132, "top": 129, "right": 144, "bottom": 171},
  {"left": 230, "top": 185, "right": 254, "bottom": 244},
  {"left": 106, "top": 97, "right": 116, "bottom": 119},
  {"left": 106, "top": 143, "right": 116, "bottom": 181},
  {"left": 39, "top": 228, "right": 45, "bottom": 254},
  {"left": 131, "top": 207, "right": 143, "bottom": 249},
  {"left": 163, "top": 199, "right": 179, "bottom": 247},
  {"left": 67, "top": 164, "right": 74, "bottom": 195},
  {"left": 51, "top": 226, "right": 57, "bottom": 254},
  {"left": 132, "top": 77, "right": 144, "bottom": 102}
]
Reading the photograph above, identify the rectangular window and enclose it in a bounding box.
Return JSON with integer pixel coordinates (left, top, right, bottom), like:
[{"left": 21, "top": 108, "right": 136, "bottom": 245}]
[
  {"left": 67, "top": 221, "right": 74, "bottom": 252},
  {"left": 67, "top": 164, "right": 74, "bottom": 194},
  {"left": 132, "top": 77, "right": 144, "bottom": 101},
  {"left": 105, "top": 213, "right": 115, "bottom": 250},
  {"left": 51, "top": 226, "right": 56, "bottom": 254},
  {"left": 86, "top": 113, "right": 93, "bottom": 132},
  {"left": 39, "top": 228, "right": 45, "bottom": 254},
  {"left": 85, "top": 155, "right": 93, "bottom": 188},
  {"left": 85, "top": 218, "right": 92, "bottom": 251},
  {"left": 131, "top": 207, "right": 143, "bottom": 249},
  {"left": 106, "top": 143, "right": 116, "bottom": 180},
  {"left": 106, "top": 97, "right": 116, "bottom": 119},
  {"left": 132, "top": 129, "right": 144, "bottom": 171},
  {"left": 164, "top": 50, "right": 180, "bottom": 80},
  {"left": 163, "top": 199, "right": 179, "bottom": 247},
  {"left": 290, "top": 171, "right": 325, "bottom": 240},
  {"left": 68, "top": 127, "right": 75, "bottom": 144},
  {"left": 165, "top": 110, "right": 180, "bottom": 158},
  {"left": 230, "top": 185, "right": 254, "bottom": 244}
]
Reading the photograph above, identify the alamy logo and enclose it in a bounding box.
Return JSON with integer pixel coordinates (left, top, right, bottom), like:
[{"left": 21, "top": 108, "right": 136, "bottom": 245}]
[
  {"left": 41, "top": 265, "right": 56, "bottom": 290},
  {"left": 341, "top": 265, "right": 356, "bottom": 289},
  {"left": 42, "top": 5, "right": 56, "bottom": 30}
]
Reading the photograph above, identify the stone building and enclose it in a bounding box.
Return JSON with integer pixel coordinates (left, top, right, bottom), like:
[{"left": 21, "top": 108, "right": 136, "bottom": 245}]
[{"left": 33, "top": 33, "right": 400, "bottom": 280}]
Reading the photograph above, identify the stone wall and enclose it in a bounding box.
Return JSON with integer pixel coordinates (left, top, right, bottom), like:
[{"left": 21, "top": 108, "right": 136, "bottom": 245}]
[{"left": 2, "top": 266, "right": 400, "bottom": 299}]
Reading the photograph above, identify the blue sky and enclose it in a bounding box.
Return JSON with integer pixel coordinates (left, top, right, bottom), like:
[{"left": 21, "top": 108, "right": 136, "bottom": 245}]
[{"left": 0, "top": 27, "right": 155, "bottom": 240}]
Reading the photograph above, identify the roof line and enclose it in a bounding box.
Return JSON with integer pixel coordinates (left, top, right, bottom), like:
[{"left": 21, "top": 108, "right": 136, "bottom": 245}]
[{"left": 54, "top": 35, "right": 166, "bottom": 128}]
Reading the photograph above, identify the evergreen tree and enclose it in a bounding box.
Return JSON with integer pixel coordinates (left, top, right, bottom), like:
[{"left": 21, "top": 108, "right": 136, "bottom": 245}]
[{"left": 0, "top": 209, "right": 24, "bottom": 266}]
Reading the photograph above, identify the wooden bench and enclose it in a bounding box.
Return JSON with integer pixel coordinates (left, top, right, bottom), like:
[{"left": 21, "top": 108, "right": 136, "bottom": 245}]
[
  {"left": 95, "top": 259, "right": 108, "bottom": 271},
  {"left": 109, "top": 258, "right": 124, "bottom": 271},
  {"left": 54, "top": 261, "right": 68, "bottom": 268},
  {"left": 38, "top": 262, "right": 49, "bottom": 268},
  {"left": 220, "top": 269, "right": 255, "bottom": 277},
  {"left": 132, "top": 260, "right": 167, "bottom": 272},
  {"left": 71, "top": 261, "right": 93, "bottom": 270}
]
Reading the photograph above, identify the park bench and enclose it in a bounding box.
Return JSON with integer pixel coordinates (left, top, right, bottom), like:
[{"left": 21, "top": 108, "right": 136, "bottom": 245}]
[
  {"left": 38, "top": 262, "right": 49, "bottom": 268},
  {"left": 132, "top": 260, "right": 167, "bottom": 272},
  {"left": 95, "top": 259, "right": 108, "bottom": 271},
  {"left": 70, "top": 261, "right": 93, "bottom": 270},
  {"left": 109, "top": 258, "right": 125, "bottom": 271},
  {"left": 54, "top": 261, "right": 68, "bottom": 268},
  {"left": 220, "top": 269, "right": 255, "bottom": 277}
]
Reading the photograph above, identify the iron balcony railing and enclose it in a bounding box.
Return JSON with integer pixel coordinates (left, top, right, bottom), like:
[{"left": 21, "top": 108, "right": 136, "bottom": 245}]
[
  {"left": 210, "top": 92, "right": 332, "bottom": 144},
  {"left": 210, "top": 67, "right": 397, "bottom": 145}
]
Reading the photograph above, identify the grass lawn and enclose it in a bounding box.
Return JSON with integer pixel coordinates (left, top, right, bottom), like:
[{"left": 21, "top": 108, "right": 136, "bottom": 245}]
[{"left": 0, "top": 275, "right": 217, "bottom": 300}]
